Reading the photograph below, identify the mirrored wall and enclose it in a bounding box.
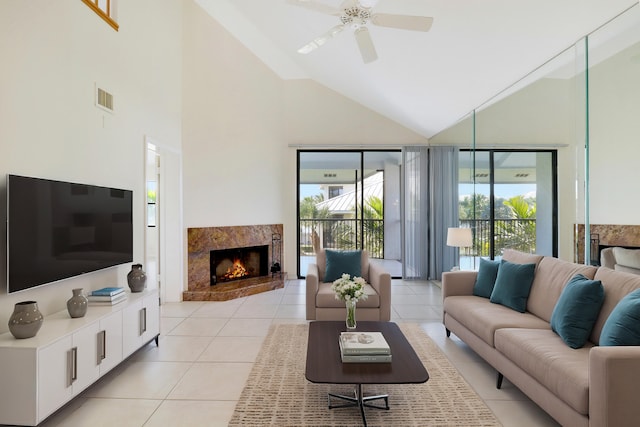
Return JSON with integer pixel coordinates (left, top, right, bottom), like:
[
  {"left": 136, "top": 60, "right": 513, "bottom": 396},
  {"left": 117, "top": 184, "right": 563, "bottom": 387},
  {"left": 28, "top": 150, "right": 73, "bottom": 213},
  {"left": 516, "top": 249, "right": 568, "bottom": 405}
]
[{"left": 432, "top": 2, "right": 640, "bottom": 264}]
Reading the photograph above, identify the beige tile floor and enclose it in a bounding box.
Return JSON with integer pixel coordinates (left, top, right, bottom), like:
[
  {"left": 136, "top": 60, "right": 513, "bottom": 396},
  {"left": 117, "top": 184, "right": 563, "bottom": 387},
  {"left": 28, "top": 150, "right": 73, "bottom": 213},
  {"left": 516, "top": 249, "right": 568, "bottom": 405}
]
[{"left": 40, "top": 279, "right": 560, "bottom": 427}]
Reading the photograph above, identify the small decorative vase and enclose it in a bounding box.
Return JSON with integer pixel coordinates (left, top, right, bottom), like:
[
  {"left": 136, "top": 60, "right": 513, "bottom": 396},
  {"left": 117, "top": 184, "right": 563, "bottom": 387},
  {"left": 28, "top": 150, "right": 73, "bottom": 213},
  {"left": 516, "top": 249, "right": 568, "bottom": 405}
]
[
  {"left": 345, "top": 299, "right": 357, "bottom": 330},
  {"left": 67, "top": 288, "right": 88, "bottom": 318},
  {"left": 127, "top": 264, "right": 147, "bottom": 293},
  {"left": 8, "top": 301, "right": 44, "bottom": 339}
]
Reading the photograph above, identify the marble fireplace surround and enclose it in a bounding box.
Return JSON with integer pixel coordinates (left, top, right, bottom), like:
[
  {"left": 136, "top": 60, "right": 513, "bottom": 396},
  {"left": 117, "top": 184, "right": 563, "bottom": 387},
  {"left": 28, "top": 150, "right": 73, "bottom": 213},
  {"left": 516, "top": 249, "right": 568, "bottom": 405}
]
[
  {"left": 576, "top": 224, "right": 640, "bottom": 265},
  {"left": 184, "top": 224, "right": 284, "bottom": 301}
]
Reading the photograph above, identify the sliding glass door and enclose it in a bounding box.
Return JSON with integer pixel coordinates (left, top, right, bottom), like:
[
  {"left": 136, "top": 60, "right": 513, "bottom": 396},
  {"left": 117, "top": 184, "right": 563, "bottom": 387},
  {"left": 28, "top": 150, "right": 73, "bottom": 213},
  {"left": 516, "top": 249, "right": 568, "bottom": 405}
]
[
  {"left": 297, "top": 150, "right": 402, "bottom": 278},
  {"left": 459, "top": 150, "right": 557, "bottom": 267}
]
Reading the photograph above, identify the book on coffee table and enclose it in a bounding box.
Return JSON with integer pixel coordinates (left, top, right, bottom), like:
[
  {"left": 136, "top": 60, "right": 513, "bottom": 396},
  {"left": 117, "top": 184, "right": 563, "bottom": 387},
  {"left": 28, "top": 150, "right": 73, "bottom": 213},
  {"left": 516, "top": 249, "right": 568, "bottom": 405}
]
[
  {"left": 339, "top": 332, "right": 391, "bottom": 355},
  {"left": 341, "top": 353, "right": 392, "bottom": 363}
]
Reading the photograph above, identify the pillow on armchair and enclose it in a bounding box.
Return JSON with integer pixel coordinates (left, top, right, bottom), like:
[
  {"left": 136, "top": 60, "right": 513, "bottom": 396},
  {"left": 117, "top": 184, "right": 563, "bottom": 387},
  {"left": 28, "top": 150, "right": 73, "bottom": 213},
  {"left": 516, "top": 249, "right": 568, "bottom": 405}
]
[{"left": 324, "top": 249, "right": 362, "bottom": 282}]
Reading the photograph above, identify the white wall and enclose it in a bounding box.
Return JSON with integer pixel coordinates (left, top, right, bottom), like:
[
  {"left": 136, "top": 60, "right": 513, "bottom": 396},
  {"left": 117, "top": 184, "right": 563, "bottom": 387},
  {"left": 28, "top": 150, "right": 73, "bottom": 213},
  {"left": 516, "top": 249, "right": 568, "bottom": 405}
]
[
  {"left": 0, "top": 0, "right": 183, "bottom": 332},
  {"left": 589, "top": 40, "right": 640, "bottom": 224},
  {"left": 181, "top": 2, "right": 426, "bottom": 279}
]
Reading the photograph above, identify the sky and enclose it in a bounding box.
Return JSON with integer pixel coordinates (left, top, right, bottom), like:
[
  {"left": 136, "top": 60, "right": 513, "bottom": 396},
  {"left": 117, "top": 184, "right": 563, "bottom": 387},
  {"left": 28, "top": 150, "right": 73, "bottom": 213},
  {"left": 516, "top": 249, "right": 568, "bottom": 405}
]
[{"left": 299, "top": 184, "right": 322, "bottom": 200}]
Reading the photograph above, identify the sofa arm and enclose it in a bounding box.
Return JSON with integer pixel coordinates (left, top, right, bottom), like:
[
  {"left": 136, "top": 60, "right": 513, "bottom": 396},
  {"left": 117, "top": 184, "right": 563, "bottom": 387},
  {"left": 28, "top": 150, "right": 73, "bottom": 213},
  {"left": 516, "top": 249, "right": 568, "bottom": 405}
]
[
  {"left": 589, "top": 345, "right": 640, "bottom": 426},
  {"left": 600, "top": 247, "right": 615, "bottom": 270},
  {"left": 306, "top": 263, "right": 320, "bottom": 320},
  {"left": 368, "top": 262, "right": 391, "bottom": 321},
  {"left": 441, "top": 271, "right": 477, "bottom": 300}
]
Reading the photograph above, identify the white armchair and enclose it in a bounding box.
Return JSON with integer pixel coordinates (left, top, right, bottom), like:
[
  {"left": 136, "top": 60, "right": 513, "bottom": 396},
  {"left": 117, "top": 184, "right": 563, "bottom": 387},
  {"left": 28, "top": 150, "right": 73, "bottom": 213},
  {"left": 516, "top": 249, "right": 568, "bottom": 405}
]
[
  {"left": 305, "top": 249, "right": 391, "bottom": 321},
  {"left": 601, "top": 247, "right": 640, "bottom": 275}
]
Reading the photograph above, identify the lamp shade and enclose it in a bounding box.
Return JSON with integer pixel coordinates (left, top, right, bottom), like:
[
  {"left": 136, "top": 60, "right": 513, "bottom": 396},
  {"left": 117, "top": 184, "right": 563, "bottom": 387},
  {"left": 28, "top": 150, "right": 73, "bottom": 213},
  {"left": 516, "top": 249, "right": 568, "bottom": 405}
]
[{"left": 447, "top": 227, "right": 472, "bottom": 248}]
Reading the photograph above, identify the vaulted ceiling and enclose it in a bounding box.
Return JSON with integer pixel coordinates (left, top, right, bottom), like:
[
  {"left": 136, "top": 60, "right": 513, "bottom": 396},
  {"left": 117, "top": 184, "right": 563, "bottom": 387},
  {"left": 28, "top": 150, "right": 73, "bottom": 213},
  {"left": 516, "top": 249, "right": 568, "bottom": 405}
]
[{"left": 195, "top": 0, "right": 637, "bottom": 138}]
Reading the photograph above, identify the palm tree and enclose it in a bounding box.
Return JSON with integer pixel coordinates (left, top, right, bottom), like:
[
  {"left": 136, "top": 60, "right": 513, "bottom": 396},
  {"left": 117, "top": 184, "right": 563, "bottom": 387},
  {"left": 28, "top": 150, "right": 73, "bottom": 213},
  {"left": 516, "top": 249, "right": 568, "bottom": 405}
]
[
  {"left": 499, "top": 195, "right": 536, "bottom": 252},
  {"left": 299, "top": 195, "right": 330, "bottom": 253},
  {"left": 361, "top": 196, "right": 384, "bottom": 258},
  {"left": 331, "top": 196, "right": 384, "bottom": 257}
]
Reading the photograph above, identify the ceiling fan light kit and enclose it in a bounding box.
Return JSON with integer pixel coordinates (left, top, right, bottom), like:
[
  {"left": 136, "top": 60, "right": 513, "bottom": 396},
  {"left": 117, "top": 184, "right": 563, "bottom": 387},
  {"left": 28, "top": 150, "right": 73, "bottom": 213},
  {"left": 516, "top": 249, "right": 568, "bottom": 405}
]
[{"left": 288, "top": 0, "right": 433, "bottom": 63}]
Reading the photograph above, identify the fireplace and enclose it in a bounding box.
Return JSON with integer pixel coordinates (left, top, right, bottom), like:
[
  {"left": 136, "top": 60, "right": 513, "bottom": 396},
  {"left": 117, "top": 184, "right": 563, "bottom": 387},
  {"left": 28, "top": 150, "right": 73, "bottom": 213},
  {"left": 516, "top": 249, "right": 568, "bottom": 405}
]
[
  {"left": 210, "top": 245, "right": 269, "bottom": 285},
  {"left": 576, "top": 224, "right": 640, "bottom": 264},
  {"left": 185, "top": 224, "right": 284, "bottom": 301}
]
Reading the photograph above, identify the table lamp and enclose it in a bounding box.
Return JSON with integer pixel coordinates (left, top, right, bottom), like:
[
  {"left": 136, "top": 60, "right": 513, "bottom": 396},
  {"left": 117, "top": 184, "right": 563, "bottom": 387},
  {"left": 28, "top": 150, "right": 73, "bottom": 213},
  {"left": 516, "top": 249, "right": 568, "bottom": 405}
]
[{"left": 447, "top": 227, "right": 473, "bottom": 271}]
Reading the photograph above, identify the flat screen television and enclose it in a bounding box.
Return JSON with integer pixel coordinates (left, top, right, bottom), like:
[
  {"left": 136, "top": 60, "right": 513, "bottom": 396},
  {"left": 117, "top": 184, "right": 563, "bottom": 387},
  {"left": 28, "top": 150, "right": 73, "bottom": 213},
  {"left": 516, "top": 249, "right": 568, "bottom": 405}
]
[{"left": 7, "top": 174, "right": 133, "bottom": 293}]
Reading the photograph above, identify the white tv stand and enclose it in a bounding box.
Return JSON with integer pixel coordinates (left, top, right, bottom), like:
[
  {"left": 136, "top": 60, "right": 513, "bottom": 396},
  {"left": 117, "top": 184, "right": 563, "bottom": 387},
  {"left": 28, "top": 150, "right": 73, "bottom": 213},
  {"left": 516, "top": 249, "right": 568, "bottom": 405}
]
[{"left": 0, "top": 288, "right": 159, "bottom": 426}]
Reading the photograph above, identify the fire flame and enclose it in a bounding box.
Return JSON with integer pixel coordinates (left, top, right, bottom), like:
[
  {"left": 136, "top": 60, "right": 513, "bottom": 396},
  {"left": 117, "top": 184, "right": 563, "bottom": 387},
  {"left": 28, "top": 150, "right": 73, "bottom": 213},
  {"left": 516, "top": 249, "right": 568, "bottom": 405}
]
[{"left": 223, "top": 259, "right": 249, "bottom": 280}]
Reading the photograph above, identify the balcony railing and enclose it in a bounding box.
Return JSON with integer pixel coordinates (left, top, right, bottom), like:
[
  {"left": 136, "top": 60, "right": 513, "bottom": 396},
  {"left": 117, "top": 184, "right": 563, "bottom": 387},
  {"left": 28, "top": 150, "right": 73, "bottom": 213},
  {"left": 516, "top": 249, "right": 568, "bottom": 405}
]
[
  {"left": 300, "top": 218, "right": 535, "bottom": 261},
  {"left": 300, "top": 218, "right": 384, "bottom": 259},
  {"left": 460, "top": 218, "right": 537, "bottom": 256}
]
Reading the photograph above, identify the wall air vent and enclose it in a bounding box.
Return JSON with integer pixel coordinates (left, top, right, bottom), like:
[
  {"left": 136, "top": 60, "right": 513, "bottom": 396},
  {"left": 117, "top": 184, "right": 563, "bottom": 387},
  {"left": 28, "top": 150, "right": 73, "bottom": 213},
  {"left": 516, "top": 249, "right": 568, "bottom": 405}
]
[
  {"left": 475, "top": 173, "right": 489, "bottom": 178},
  {"left": 324, "top": 173, "right": 337, "bottom": 178},
  {"left": 515, "top": 173, "right": 529, "bottom": 178},
  {"left": 95, "top": 84, "right": 114, "bottom": 113}
]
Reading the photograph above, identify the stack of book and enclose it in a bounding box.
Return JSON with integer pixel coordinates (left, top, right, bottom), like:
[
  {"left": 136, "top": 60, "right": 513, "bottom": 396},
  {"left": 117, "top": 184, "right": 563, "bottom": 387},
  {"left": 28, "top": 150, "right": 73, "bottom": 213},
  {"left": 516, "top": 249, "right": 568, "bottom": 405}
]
[
  {"left": 339, "top": 331, "right": 392, "bottom": 363},
  {"left": 88, "top": 287, "right": 127, "bottom": 305}
]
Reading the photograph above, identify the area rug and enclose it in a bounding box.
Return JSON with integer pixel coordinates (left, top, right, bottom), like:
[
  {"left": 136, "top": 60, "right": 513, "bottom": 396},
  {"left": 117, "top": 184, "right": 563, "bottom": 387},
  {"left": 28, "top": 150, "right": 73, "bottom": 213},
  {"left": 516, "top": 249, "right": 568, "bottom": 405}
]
[{"left": 229, "top": 323, "right": 501, "bottom": 426}]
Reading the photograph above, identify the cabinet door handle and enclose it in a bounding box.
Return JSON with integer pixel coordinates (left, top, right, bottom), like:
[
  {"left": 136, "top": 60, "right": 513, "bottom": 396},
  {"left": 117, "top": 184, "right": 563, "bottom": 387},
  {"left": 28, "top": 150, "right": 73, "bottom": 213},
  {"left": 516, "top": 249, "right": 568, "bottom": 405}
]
[
  {"left": 139, "top": 307, "right": 147, "bottom": 336},
  {"left": 70, "top": 347, "right": 78, "bottom": 385},
  {"left": 97, "top": 330, "right": 106, "bottom": 364}
]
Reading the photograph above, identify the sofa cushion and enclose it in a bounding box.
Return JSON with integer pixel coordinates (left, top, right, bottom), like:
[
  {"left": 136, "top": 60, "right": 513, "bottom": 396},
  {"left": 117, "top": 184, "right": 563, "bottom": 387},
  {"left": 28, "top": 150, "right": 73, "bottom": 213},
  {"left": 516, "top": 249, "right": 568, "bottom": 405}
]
[
  {"left": 316, "top": 250, "right": 370, "bottom": 283},
  {"left": 613, "top": 247, "right": 640, "bottom": 270},
  {"left": 502, "top": 249, "right": 544, "bottom": 267},
  {"left": 527, "top": 257, "right": 597, "bottom": 323},
  {"left": 591, "top": 268, "right": 640, "bottom": 344},
  {"left": 600, "top": 289, "right": 640, "bottom": 346},
  {"left": 550, "top": 274, "right": 604, "bottom": 349},
  {"left": 473, "top": 258, "right": 500, "bottom": 298},
  {"left": 443, "top": 296, "right": 549, "bottom": 347},
  {"left": 495, "top": 328, "right": 591, "bottom": 415},
  {"left": 615, "top": 264, "right": 640, "bottom": 275},
  {"left": 490, "top": 260, "right": 536, "bottom": 312},
  {"left": 316, "top": 282, "right": 380, "bottom": 308},
  {"left": 324, "top": 249, "right": 362, "bottom": 282}
]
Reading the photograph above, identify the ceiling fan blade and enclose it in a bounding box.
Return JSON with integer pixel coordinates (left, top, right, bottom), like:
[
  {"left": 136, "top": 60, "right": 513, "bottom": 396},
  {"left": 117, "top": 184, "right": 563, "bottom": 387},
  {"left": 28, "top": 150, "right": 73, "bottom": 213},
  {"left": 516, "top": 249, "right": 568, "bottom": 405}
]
[
  {"left": 286, "top": 0, "right": 341, "bottom": 16},
  {"left": 354, "top": 27, "right": 378, "bottom": 63},
  {"left": 298, "top": 25, "right": 345, "bottom": 54},
  {"left": 371, "top": 13, "right": 433, "bottom": 32},
  {"left": 358, "top": 0, "right": 379, "bottom": 8}
]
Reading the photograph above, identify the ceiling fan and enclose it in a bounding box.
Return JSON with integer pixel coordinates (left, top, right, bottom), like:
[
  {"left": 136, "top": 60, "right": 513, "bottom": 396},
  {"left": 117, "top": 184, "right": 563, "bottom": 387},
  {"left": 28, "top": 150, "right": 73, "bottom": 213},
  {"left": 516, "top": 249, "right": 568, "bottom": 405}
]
[{"left": 287, "top": 0, "right": 433, "bottom": 63}]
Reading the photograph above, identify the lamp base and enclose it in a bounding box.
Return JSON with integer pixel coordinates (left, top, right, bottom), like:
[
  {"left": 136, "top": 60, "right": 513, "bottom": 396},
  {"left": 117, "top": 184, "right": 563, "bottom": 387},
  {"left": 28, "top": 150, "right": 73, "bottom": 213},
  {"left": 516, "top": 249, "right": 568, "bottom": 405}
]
[{"left": 450, "top": 266, "right": 460, "bottom": 272}]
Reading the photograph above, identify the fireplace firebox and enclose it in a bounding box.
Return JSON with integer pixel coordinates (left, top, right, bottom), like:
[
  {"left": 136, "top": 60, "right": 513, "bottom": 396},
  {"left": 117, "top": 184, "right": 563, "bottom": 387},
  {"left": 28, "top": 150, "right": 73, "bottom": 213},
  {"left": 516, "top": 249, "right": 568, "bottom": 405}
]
[{"left": 210, "top": 245, "right": 269, "bottom": 286}]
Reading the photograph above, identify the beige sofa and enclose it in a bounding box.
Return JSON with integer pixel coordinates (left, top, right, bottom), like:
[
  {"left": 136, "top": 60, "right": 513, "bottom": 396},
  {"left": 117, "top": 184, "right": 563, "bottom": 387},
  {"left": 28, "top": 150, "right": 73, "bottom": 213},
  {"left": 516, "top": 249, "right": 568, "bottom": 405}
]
[
  {"left": 442, "top": 249, "right": 640, "bottom": 427},
  {"left": 306, "top": 249, "right": 391, "bottom": 321},
  {"left": 601, "top": 246, "right": 640, "bottom": 275}
]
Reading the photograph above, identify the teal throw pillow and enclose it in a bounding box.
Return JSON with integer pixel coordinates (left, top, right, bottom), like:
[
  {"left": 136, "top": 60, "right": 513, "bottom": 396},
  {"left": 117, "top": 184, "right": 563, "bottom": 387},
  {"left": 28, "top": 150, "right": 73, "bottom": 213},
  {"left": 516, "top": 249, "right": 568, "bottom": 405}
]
[
  {"left": 473, "top": 258, "right": 501, "bottom": 298},
  {"left": 550, "top": 274, "right": 604, "bottom": 349},
  {"left": 324, "top": 250, "right": 362, "bottom": 282},
  {"left": 600, "top": 289, "right": 640, "bottom": 346},
  {"left": 489, "top": 259, "right": 536, "bottom": 313}
]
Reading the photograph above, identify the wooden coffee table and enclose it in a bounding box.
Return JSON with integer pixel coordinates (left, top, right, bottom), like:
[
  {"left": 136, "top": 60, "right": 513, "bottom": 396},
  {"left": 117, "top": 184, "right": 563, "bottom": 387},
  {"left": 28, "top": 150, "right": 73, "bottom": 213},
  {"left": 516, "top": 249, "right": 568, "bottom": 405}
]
[{"left": 305, "top": 321, "right": 429, "bottom": 426}]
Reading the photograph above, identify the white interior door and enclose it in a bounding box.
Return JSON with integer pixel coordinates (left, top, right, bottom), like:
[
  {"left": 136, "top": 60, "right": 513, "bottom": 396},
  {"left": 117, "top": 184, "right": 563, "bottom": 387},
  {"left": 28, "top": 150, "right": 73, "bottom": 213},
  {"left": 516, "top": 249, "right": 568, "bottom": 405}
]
[
  {"left": 144, "top": 137, "right": 184, "bottom": 303},
  {"left": 145, "top": 141, "right": 161, "bottom": 296}
]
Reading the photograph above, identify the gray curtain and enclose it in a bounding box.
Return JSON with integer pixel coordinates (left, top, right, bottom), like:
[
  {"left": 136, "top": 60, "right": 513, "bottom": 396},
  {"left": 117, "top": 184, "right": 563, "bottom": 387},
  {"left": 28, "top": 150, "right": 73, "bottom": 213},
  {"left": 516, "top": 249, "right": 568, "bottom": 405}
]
[
  {"left": 428, "top": 146, "right": 459, "bottom": 279},
  {"left": 402, "top": 147, "right": 429, "bottom": 279},
  {"left": 402, "top": 146, "right": 459, "bottom": 280}
]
